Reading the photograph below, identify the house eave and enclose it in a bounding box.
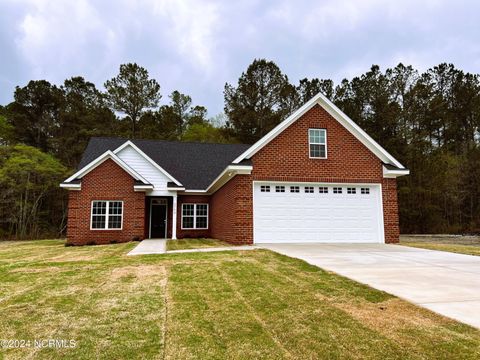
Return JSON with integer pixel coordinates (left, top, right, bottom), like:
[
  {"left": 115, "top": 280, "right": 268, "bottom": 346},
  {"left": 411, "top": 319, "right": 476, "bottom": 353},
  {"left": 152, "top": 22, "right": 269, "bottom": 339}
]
[
  {"left": 205, "top": 164, "right": 253, "bottom": 194},
  {"left": 59, "top": 183, "right": 82, "bottom": 190},
  {"left": 383, "top": 165, "right": 410, "bottom": 178}
]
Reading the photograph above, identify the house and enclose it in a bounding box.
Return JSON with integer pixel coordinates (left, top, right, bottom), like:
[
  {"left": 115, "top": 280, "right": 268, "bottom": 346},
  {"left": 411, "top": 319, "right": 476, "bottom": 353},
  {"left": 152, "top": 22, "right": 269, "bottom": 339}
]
[{"left": 60, "top": 92, "right": 409, "bottom": 246}]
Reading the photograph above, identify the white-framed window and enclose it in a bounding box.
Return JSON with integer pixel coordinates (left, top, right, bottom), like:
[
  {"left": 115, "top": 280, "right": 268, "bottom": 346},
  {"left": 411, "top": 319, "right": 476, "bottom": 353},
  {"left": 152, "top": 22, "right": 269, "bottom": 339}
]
[
  {"left": 308, "top": 129, "right": 327, "bottom": 158},
  {"left": 91, "top": 201, "right": 123, "bottom": 230},
  {"left": 260, "top": 185, "right": 270, "bottom": 192},
  {"left": 275, "top": 186, "right": 285, "bottom": 193},
  {"left": 361, "top": 187, "right": 370, "bottom": 194},
  {"left": 304, "top": 186, "right": 314, "bottom": 193},
  {"left": 290, "top": 186, "right": 300, "bottom": 193},
  {"left": 333, "top": 187, "right": 343, "bottom": 194},
  {"left": 347, "top": 187, "right": 356, "bottom": 194},
  {"left": 319, "top": 186, "right": 328, "bottom": 194},
  {"left": 182, "top": 203, "right": 209, "bottom": 229}
]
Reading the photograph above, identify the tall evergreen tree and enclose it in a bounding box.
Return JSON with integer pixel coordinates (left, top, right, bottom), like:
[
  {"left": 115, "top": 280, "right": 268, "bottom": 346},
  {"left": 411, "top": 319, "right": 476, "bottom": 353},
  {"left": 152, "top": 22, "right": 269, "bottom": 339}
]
[{"left": 104, "top": 63, "right": 161, "bottom": 138}]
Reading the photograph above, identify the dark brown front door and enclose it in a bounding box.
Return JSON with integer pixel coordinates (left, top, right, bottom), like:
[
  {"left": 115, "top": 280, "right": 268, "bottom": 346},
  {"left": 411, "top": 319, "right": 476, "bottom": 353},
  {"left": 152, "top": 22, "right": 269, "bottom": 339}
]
[{"left": 150, "top": 200, "right": 167, "bottom": 238}]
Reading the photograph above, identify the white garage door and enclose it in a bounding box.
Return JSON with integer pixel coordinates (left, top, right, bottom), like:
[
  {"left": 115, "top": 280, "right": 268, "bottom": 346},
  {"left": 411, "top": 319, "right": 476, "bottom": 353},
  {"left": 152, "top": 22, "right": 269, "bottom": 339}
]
[{"left": 253, "top": 182, "right": 384, "bottom": 243}]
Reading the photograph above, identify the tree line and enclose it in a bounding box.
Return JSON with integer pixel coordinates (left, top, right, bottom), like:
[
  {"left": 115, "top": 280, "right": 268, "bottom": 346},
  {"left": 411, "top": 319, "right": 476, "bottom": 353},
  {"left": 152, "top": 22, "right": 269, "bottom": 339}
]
[{"left": 1, "top": 59, "right": 479, "bottom": 239}]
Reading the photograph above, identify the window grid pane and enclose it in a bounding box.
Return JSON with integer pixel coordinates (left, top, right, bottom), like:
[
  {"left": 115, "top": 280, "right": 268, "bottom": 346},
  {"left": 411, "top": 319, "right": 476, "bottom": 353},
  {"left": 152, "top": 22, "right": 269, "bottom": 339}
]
[
  {"left": 182, "top": 204, "right": 209, "bottom": 229},
  {"left": 319, "top": 187, "right": 328, "bottom": 194},
  {"left": 309, "top": 129, "right": 326, "bottom": 158},
  {"left": 91, "top": 201, "right": 122, "bottom": 229},
  {"left": 275, "top": 186, "right": 285, "bottom": 193},
  {"left": 183, "top": 204, "right": 194, "bottom": 216},
  {"left": 182, "top": 216, "right": 194, "bottom": 229},
  {"left": 196, "top": 216, "right": 208, "bottom": 229}
]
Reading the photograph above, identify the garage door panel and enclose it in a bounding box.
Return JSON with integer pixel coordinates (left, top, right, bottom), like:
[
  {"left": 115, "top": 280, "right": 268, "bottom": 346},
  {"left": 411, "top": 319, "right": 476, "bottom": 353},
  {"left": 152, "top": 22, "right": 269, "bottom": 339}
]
[{"left": 254, "top": 182, "right": 383, "bottom": 243}]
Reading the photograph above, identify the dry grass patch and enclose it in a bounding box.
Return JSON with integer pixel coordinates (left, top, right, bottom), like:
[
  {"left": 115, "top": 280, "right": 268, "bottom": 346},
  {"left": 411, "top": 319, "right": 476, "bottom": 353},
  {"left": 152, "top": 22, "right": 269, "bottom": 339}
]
[
  {"left": 400, "top": 235, "right": 480, "bottom": 256},
  {"left": 166, "top": 238, "right": 230, "bottom": 251},
  {"left": 1, "top": 240, "right": 480, "bottom": 359}
]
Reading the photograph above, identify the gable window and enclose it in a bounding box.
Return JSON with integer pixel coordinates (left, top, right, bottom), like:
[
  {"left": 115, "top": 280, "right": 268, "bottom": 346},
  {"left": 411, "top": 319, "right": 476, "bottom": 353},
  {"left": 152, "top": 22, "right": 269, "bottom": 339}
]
[
  {"left": 260, "top": 185, "right": 270, "bottom": 192},
  {"left": 333, "top": 187, "right": 342, "bottom": 194},
  {"left": 347, "top": 187, "right": 356, "bottom": 194},
  {"left": 304, "top": 186, "right": 314, "bottom": 193},
  {"left": 361, "top": 187, "right": 370, "bottom": 194},
  {"left": 290, "top": 186, "right": 300, "bottom": 193},
  {"left": 182, "top": 203, "right": 209, "bottom": 229},
  {"left": 319, "top": 186, "right": 328, "bottom": 194},
  {"left": 275, "top": 186, "right": 285, "bottom": 193},
  {"left": 91, "top": 201, "right": 123, "bottom": 230},
  {"left": 308, "top": 129, "right": 327, "bottom": 158}
]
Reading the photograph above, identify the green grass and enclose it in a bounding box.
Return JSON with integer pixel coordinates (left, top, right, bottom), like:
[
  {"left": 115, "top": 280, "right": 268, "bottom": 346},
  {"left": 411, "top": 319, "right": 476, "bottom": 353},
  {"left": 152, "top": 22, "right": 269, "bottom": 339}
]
[
  {"left": 0, "top": 239, "right": 479, "bottom": 359},
  {"left": 400, "top": 235, "right": 480, "bottom": 256},
  {"left": 166, "top": 238, "right": 230, "bottom": 251}
]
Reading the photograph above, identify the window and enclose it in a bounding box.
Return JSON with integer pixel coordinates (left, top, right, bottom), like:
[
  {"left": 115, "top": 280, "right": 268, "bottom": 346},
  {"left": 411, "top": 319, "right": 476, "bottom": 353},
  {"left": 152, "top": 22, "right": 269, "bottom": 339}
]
[
  {"left": 319, "top": 186, "right": 328, "bottom": 194},
  {"left": 333, "top": 187, "right": 342, "bottom": 194},
  {"left": 347, "top": 187, "right": 356, "bottom": 194},
  {"left": 182, "top": 203, "right": 209, "bottom": 229},
  {"left": 260, "top": 185, "right": 270, "bottom": 192},
  {"left": 275, "top": 186, "right": 285, "bottom": 193},
  {"left": 361, "top": 187, "right": 370, "bottom": 194},
  {"left": 290, "top": 186, "right": 300, "bottom": 193},
  {"left": 91, "top": 201, "right": 123, "bottom": 230},
  {"left": 309, "top": 129, "right": 327, "bottom": 158},
  {"left": 304, "top": 186, "right": 314, "bottom": 193}
]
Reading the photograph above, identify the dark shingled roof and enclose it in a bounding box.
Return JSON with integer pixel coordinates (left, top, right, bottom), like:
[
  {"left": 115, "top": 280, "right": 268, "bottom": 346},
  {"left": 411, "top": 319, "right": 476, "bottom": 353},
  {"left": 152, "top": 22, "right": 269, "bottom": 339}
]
[{"left": 77, "top": 137, "right": 251, "bottom": 190}]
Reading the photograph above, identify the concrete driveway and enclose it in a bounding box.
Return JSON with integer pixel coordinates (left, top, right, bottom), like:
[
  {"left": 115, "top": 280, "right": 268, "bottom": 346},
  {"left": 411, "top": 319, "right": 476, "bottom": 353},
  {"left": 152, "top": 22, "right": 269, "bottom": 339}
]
[{"left": 259, "top": 243, "right": 480, "bottom": 329}]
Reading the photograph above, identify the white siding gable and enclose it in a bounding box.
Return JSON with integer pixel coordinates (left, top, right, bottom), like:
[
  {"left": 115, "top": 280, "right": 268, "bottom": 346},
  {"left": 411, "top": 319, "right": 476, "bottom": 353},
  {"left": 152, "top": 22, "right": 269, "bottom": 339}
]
[{"left": 116, "top": 145, "right": 173, "bottom": 196}]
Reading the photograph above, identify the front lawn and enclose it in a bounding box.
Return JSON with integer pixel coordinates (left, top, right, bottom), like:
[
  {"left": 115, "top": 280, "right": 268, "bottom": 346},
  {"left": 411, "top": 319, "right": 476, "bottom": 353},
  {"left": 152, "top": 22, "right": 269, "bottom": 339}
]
[
  {"left": 400, "top": 235, "right": 480, "bottom": 256},
  {"left": 1, "top": 240, "right": 480, "bottom": 359},
  {"left": 166, "top": 238, "right": 229, "bottom": 251}
]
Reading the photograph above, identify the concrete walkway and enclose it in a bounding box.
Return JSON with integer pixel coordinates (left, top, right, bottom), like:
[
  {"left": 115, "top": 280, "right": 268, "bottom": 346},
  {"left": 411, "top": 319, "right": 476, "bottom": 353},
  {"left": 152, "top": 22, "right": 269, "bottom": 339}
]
[
  {"left": 128, "top": 239, "right": 166, "bottom": 255},
  {"left": 127, "top": 239, "right": 255, "bottom": 256},
  {"left": 259, "top": 243, "right": 480, "bottom": 329}
]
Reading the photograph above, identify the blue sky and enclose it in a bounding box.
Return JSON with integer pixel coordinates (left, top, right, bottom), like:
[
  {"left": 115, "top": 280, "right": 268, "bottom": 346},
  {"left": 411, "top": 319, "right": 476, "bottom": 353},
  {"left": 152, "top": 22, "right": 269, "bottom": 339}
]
[{"left": 1, "top": 0, "right": 479, "bottom": 116}]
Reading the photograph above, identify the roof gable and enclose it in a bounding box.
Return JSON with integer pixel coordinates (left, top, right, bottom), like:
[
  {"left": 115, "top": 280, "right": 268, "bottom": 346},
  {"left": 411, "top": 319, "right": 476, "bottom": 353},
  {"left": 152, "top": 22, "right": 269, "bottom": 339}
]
[
  {"left": 73, "top": 137, "right": 251, "bottom": 190},
  {"left": 113, "top": 141, "right": 183, "bottom": 186},
  {"left": 64, "top": 150, "right": 150, "bottom": 184},
  {"left": 232, "top": 92, "right": 406, "bottom": 169}
]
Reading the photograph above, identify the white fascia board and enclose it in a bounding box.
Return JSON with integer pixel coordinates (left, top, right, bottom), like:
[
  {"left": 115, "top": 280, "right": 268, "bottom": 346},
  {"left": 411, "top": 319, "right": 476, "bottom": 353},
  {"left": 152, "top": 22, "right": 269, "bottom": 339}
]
[
  {"left": 383, "top": 165, "right": 410, "bottom": 178},
  {"left": 134, "top": 184, "right": 155, "bottom": 192},
  {"left": 63, "top": 150, "right": 150, "bottom": 184},
  {"left": 166, "top": 187, "right": 186, "bottom": 191},
  {"left": 60, "top": 183, "right": 81, "bottom": 190},
  {"left": 232, "top": 92, "right": 405, "bottom": 169},
  {"left": 113, "top": 140, "right": 183, "bottom": 186},
  {"left": 205, "top": 165, "right": 253, "bottom": 194}
]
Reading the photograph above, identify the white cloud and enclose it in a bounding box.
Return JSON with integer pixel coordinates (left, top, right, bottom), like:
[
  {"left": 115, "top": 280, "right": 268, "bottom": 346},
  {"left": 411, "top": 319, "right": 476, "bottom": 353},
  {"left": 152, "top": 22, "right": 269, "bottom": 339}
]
[{"left": 1, "top": 0, "right": 479, "bottom": 114}]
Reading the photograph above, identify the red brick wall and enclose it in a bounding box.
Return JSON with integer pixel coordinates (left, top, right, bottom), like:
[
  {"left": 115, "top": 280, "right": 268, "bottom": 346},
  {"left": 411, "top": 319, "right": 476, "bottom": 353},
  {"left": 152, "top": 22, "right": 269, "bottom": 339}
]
[
  {"left": 242, "top": 104, "right": 400, "bottom": 244},
  {"left": 210, "top": 175, "right": 253, "bottom": 244},
  {"left": 66, "top": 159, "right": 145, "bottom": 245},
  {"left": 382, "top": 178, "right": 400, "bottom": 243},
  {"left": 177, "top": 195, "right": 211, "bottom": 238}
]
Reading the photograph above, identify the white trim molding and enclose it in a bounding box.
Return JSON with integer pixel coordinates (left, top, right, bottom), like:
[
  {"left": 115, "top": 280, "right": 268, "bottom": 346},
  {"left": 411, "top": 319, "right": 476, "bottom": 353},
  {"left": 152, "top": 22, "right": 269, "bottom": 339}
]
[
  {"left": 63, "top": 150, "right": 150, "bottom": 185},
  {"left": 113, "top": 140, "right": 183, "bottom": 186},
  {"left": 383, "top": 165, "right": 410, "bottom": 178},
  {"left": 60, "top": 183, "right": 81, "bottom": 190},
  {"left": 232, "top": 92, "right": 406, "bottom": 170},
  {"left": 206, "top": 164, "right": 253, "bottom": 194}
]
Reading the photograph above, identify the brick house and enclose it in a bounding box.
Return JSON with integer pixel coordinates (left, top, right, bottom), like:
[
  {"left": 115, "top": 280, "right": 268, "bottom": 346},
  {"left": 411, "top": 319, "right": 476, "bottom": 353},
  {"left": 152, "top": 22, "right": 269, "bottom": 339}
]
[{"left": 61, "top": 92, "right": 409, "bottom": 246}]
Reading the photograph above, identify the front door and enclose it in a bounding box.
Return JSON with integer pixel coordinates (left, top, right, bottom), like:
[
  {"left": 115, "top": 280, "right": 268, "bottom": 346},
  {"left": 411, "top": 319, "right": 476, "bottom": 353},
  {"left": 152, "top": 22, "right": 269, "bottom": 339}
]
[{"left": 150, "top": 199, "right": 167, "bottom": 238}]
